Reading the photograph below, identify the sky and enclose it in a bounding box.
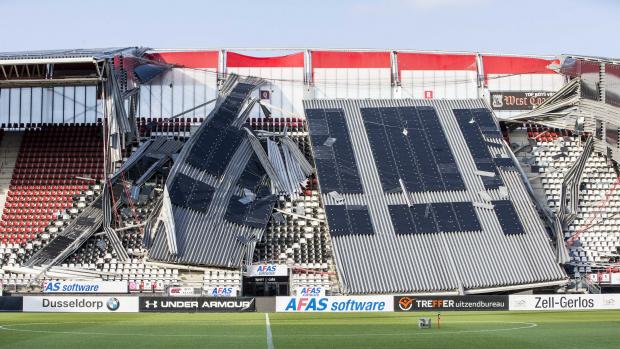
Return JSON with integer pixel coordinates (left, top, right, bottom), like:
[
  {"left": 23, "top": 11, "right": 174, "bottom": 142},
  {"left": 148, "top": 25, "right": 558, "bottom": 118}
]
[{"left": 0, "top": 0, "right": 618, "bottom": 57}]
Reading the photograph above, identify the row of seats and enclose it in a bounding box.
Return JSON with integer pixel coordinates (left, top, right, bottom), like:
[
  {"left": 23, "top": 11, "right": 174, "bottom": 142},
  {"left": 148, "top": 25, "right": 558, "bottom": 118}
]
[
  {"left": 527, "top": 133, "right": 620, "bottom": 275},
  {"left": 0, "top": 126, "right": 105, "bottom": 286}
]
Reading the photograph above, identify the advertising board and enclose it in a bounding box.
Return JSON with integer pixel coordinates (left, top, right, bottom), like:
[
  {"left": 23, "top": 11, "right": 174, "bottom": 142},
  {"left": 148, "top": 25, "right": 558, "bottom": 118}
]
[
  {"left": 490, "top": 91, "right": 555, "bottom": 110},
  {"left": 394, "top": 295, "right": 508, "bottom": 312},
  {"left": 23, "top": 296, "right": 138, "bottom": 312},
  {"left": 42, "top": 280, "right": 128, "bottom": 294},
  {"left": 509, "top": 294, "right": 620, "bottom": 311},
  {"left": 276, "top": 296, "right": 392, "bottom": 312},
  {"left": 139, "top": 297, "right": 256, "bottom": 312}
]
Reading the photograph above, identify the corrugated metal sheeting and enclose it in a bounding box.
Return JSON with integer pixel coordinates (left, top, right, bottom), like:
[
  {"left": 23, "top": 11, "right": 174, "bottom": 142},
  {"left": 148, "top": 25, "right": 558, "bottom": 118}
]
[
  {"left": 304, "top": 98, "right": 566, "bottom": 294},
  {"left": 148, "top": 76, "right": 275, "bottom": 268}
]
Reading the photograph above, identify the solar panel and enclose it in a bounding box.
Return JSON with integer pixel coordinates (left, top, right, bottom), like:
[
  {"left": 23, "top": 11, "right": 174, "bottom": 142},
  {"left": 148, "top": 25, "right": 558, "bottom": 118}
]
[
  {"left": 388, "top": 205, "right": 415, "bottom": 234},
  {"left": 494, "top": 157, "right": 517, "bottom": 170},
  {"left": 186, "top": 123, "right": 244, "bottom": 177},
  {"left": 169, "top": 173, "right": 215, "bottom": 212},
  {"left": 307, "top": 108, "right": 364, "bottom": 194},
  {"left": 325, "top": 205, "right": 374, "bottom": 236},
  {"left": 390, "top": 202, "right": 481, "bottom": 234},
  {"left": 492, "top": 200, "right": 525, "bottom": 235},
  {"left": 453, "top": 108, "right": 504, "bottom": 189},
  {"left": 409, "top": 204, "right": 438, "bottom": 233},
  {"left": 471, "top": 108, "right": 502, "bottom": 138},
  {"left": 452, "top": 202, "right": 482, "bottom": 231},
  {"left": 225, "top": 194, "right": 278, "bottom": 228},
  {"left": 361, "top": 106, "right": 464, "bottom": 193}
]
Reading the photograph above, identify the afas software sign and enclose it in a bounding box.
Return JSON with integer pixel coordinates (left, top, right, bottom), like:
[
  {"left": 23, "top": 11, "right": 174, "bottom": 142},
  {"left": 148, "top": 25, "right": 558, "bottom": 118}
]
[
  {"left": 139, "top": 297, "right": 256, "bottom": 312},
  {"left": 394, "top": 296, "right": 508, "bottom": 312},
  {"left": 43, "top": 281, "right": 128, "bottom": 294},
  {"left": 276, "top": 296, "right": 393, "bottom": 312},
  {"left": 23, "top": 296, "right": 139, "bottom": 312},
  {"left": 509, "top": 294, "right": 620, "bottom": 311},
  {"left": 245, "top": 264, "right": 288, "bottom": 277}
]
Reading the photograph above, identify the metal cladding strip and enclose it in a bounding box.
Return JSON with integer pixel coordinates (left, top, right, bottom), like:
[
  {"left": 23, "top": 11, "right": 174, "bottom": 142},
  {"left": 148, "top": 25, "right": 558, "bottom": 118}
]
[
  {"left": 281, "top": 143, "right": 304, "bottom": 185},
  {"left": 267, "top": 139, "right": 292, "bottom": 194},
  {"left": 142, "top": 196, "right": 163, "bottom": 249},
  {"left": 554, "top": 216, "right": 571, "bottom": 264},
  {"left": 157, "top": 185, "right": 177, "bottom": 254},
  {"left": 102, "top": 184, "right": 129, "bottom": 261},
  {"left": 304, "top": 98, "right": 566, "bottom": 294},
  {"left": 113, "top": 139, "right": 153, "bottom": 177},
  {"left": 281, "top": 136, "right": 315, "bottom": 176},
  {"left": 281, "top": 143, "right": 305, "bottom": 200},
  {"left": 246, "top": 130, "right": 287, "bottom": 193}
]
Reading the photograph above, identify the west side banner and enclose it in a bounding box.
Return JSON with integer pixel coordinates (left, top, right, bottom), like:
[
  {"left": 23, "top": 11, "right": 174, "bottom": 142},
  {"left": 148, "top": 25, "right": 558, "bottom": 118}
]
[
  {"left": 490, "top": 91, "right": 555, "bottom": 111},
  {"left": 276, "top": 296, "right": 393, "bottom": 312},
  {"left": 23, "top": 296, "right": 139, "bottom": 312},
  {"left": 509, "top": 294, "right": 620, "bottom": 311}
]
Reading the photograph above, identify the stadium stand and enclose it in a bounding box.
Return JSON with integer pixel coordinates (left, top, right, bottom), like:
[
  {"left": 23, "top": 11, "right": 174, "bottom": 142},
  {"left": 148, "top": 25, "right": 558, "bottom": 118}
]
[
  {"left": 513, "top": 128, "right": 620, "bottom": 275},
  {"left": 5, "top": 47, "right": 620, "bottom": 295},
  {"left": 0, "top": 124, "right": 104, "bottom": 287}
]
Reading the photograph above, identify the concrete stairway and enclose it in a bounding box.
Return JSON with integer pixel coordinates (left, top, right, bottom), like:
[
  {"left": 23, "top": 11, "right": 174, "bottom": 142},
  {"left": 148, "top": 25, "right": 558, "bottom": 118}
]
[{"left": 0, "top": 131, "right": 23, "bottom": 215}]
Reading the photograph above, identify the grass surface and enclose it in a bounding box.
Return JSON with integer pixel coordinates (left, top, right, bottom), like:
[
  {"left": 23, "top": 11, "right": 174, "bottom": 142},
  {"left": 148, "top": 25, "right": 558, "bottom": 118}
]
[{"left": 0, "top": 311, "right": 618, "bottom": 349}]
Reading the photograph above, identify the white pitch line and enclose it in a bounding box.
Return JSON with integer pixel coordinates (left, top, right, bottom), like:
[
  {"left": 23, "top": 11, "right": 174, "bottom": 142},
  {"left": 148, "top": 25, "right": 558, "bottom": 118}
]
[{"left": 265, "top": 313, "right": 275, "bottom": 349}]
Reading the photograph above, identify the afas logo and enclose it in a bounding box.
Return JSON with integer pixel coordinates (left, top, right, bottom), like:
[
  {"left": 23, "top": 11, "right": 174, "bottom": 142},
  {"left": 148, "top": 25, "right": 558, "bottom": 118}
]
[
  {"left": 285, "top": 298, "right": 328, "bottom": 311},
  {"left": 257, "top": 265, "right": 277, "bottom": 273},
  {"left": 298, "top": 287, "right": 323, "bottom": 297},
  {"left": 398, "top": 297, "right": 413, "bottom": 311},
  {"left": 209, "top": 287, "right": 235, "bottom": 297}
]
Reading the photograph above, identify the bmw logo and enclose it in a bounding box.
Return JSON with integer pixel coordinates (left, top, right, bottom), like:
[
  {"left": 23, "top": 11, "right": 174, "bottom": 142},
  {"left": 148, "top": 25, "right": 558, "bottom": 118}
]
[{"left": 106, "top": 298, "right": 120, "bottom": 311}]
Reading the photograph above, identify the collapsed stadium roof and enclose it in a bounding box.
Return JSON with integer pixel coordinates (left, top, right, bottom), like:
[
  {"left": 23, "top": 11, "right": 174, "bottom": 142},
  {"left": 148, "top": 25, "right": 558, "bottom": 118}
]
[{"left": 304, "top": 98, "right": 567, "bottom": 294}]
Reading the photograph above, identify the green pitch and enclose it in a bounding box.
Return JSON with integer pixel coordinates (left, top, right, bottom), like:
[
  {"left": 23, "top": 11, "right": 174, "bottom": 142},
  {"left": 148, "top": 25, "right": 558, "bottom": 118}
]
[{"left": 0, "top": 311, "right": 618, "bottom": 349}]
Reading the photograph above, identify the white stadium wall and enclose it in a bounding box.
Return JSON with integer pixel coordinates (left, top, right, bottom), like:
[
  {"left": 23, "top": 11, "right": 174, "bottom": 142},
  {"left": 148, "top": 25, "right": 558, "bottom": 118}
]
[
  {"left": 482, "top": 55, "right": 565, "bottom": 118},
  {"left": 311, "top": 51, "right": 393, "bottom": 99},
  {"left": 130, "top": 50, "right": 568, "bottom": 122},
  {"left": 0, "top": 85, "right": 100, "bottom": 126},
  {"left": 397, "top": 52, "right": 479, "bottom": 99},
  {"left": 226, "top": 52, "right": 305, "bottom": 119},
  {"left": 138, "top": 51, "right": 219, "bottom": 120}
]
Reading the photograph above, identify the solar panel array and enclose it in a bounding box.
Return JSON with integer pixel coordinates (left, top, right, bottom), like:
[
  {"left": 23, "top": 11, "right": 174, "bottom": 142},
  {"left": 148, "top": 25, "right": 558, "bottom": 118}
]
[
  {"left": 304, "top": 99, "right": 566, "bottom": 294},
  {"left": 307, "top": 108, "right": 364, "bottom": 194},
  {"left": 325, "top": 205, "right": 374, "bottom": 236},
  {"left": 453, "top": 108, "right": 505, "bottom": 189},
  {"left": 388, "top": 202, "right": 481, "bottom": 234},
  {"left": 360, "top": 106, "right": 465, "bottom": 193}
]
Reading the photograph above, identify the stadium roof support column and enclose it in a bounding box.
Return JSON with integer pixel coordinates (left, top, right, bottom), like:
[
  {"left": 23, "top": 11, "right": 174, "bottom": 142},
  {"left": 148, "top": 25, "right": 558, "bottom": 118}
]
[
  {"left": 390, "top": 51, "right": 401, "bottom": 98},
  {"left": 475, "top": 53, "right": 484, "bottom": 99}
]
